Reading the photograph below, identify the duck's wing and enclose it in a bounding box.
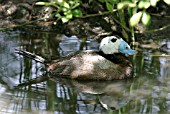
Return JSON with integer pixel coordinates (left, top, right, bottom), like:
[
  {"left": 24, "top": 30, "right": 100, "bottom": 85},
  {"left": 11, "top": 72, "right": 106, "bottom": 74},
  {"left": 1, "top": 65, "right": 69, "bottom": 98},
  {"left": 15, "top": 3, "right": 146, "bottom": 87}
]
[{"left": 48, "top": 50, "right": 132, "bottom": 80}]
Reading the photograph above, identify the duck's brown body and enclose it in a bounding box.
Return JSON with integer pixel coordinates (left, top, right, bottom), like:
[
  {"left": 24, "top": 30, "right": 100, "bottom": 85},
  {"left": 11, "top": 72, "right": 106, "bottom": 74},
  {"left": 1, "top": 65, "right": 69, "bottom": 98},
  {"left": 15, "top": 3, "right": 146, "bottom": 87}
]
[{"left": 46, "top": 50, "right": 133, "bottom": 80}]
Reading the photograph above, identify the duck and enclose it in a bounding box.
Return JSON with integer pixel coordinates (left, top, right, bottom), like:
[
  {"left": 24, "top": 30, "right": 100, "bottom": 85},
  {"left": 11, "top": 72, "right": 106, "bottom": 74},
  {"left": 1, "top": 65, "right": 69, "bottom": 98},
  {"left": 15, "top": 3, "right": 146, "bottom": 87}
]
[{"left": 15, "top": 35, "right": 137, "bottom": 80}]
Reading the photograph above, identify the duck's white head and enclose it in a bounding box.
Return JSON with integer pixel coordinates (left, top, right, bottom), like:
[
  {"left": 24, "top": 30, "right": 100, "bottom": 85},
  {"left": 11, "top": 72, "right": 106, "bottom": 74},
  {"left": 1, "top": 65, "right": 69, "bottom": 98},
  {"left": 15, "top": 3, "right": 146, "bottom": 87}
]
[{"left": 99, "top": 36, "right": 137, "bottom": 55}]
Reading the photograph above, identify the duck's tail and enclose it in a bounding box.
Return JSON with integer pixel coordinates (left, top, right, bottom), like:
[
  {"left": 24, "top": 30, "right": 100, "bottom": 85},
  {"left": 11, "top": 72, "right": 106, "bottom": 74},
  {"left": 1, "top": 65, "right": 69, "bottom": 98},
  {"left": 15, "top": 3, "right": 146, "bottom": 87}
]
[{"left": 15, "top": 49, "right": 46, "bottom": 64}]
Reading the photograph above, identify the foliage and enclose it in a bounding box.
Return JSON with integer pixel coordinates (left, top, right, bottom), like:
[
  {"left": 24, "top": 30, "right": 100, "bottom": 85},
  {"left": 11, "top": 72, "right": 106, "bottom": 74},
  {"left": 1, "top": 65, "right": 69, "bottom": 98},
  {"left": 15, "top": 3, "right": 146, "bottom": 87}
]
[
  {"left": 97, "top": 0, "right": 117, "bottom": 12},
  {"left": 97, "top": 0, "right": 169, "bottom": 41},
  {"left": 36, "top": 0, "right": 82, "bottom": 23},
  {"left": 117, "top": 0, "right": 153, "bottom": 27},
  {"left": 35, "top": 0, "right": 170, "bottom": 41},
  {"left": 99, "top": 0, "right": 169, "bottom": 27}
]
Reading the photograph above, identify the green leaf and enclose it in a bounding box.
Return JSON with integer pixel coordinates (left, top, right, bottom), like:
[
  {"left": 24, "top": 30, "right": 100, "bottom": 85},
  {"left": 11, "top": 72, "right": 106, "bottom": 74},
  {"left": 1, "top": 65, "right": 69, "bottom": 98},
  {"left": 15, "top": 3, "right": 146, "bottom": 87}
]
[
  {"left": 55, "top": 13, "right": 61, "bottom": 18},
  {"left": 164, "top": 0, "right": 170, "bottom": 5},
  {"left": 106, "top": 2, "right": 113, "bottom": 12},
  {"left": 69, "top": 1, "right": 75, "bottom": 5},
  {"left": 61, "top": 1, "right": 70, "bottom": 8},
  {"left": 150, "top": 0, "right": 160, "bottom": 7},
  {"left": 61, "top": 7, "right": 68, "bottom": 12},
  {"left": 72, "top": 9, "right": 82, "bottom": 17},
  {"left": 61, "top": 17, "right": 69, "bottom": 23},
  {"left": 142, "top": 11, "right": 151, "bottom": 25},
  {"left": 108, "top": 0, "right": 117, "bottom": 4},
  {"left": 129, "top": 3, "right": 136, "bottom": 7},
  {"left": 57, "top": 0, "right": 64, "bottom": 3},
  {"left": 138, "top": 1, "right": 150, "bottom": 9},
  {"left": 117, "top": 1, "right": 136, "bottom": 10},
  {"left": 35, "top": 2, "right": 50, "bottom": 5},
  {"left": 66, "top": 13, "right": 73, "bottom": 19},
  {"left": 130, "top": 11, "right": 143, "bottom": 26},
  {"left": 117, "top": 2, "right": 128, "bottom": 9},
  {"left": 64, "top": 2, "right": 70, "bottom": 8},
  {"left": 64, "top": 11, "right": 73, "bottom": 19}
]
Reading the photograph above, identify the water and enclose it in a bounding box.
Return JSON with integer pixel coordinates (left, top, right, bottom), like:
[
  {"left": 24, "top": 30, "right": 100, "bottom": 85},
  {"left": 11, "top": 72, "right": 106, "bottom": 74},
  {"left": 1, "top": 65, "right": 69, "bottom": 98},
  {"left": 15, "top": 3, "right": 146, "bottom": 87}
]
[{"left": 0, "top": 29, "right": 169, "bottom": 114}]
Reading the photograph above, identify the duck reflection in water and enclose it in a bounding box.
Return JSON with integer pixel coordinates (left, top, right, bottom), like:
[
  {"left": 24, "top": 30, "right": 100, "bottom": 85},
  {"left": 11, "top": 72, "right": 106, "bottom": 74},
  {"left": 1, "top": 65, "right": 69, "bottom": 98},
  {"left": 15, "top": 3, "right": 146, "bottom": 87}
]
[{"left": 15, "top": 35, "right": 137, "bottom": 80}]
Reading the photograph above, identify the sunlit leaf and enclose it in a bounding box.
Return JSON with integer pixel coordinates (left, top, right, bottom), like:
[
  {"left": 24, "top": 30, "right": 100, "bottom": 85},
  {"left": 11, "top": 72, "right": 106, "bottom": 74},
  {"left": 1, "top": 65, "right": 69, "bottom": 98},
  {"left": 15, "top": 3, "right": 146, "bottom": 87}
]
[
  {"left": 61, "top": 17, "right": 69, "bottom": 23},
  {"left": 117, "top": 1, "right": 136, "bottom": 10},
  {"left": 73, "top": 9, "right": 82, "bottom": 17},
  {"left": 66, "top": 13, "right": 73, "bottom": 19},
  {"left": 57, "top": 0, "right": 63, "bottom": 3},
  {"left": 35, "top": 2, "right": 50, "bottom": 5},
  {"left": 61, "top": 1, "right": 70, "bottom": 8},
  {"left": 142, "top": 11, "right": 151, "bottom": 25},
  {"left": 61, "top": 7, "right": 68, "bottom": 12},
  {"left": 64, "top": 11, "right": 72, "bottom": 18},
  {"left": 138, "top": 1, "right": 144, "bottom": 8},
  {"left": 117, "top": 1, "right": 128, "bottom": 9},
  {"left": 129, "top": 3, "right": 136, "bottom": 7},
  {"left": 106, "top": 2, "right": 113, "bottom": 12},
  {"left": 138, "top": 1, "right": 150, "bottom": 9},
  {"left": 163, "top": 0, "right": 170, "bottom": 5},
  {"left": 69, "top": 1, "right": 75, "bottom": 5},
  {"left": 130, "top": 11, "right": 143, "bottom": 26},
  {"left": 144, "top": 2, "right": 150, "bottom": 9},
  {"left": 150, "top": 0, "right": 160, "bottom": 7}
]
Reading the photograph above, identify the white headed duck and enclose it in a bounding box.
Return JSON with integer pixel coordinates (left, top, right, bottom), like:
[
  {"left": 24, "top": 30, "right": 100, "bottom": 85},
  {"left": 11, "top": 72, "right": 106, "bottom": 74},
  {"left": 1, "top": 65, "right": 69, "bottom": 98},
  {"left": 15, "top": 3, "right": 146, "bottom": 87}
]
[{"left": 16, "top": 35, "right": 137, "bottom": 80}]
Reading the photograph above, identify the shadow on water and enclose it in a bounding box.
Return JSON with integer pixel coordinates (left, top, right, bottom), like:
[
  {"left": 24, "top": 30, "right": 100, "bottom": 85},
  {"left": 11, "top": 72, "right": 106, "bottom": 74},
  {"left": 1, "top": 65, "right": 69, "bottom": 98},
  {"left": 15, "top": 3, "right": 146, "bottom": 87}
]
[{"left": 0, "top": 28, "right": 170, "bottom": 114}]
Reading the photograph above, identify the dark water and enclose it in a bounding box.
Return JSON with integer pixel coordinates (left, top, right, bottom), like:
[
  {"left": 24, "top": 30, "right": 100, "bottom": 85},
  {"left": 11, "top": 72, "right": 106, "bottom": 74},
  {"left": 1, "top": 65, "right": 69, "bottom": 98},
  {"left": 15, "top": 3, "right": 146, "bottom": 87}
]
[{"left": 0, "top": 29, "right": 170, "bottom": 114}]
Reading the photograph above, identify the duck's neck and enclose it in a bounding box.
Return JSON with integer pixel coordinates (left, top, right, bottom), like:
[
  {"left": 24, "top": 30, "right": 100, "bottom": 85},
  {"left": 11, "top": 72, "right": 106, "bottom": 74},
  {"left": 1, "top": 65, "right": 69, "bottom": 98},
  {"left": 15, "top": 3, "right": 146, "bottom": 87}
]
[{"left": 97, "top": 51, "right": 131, "bottom": 66}]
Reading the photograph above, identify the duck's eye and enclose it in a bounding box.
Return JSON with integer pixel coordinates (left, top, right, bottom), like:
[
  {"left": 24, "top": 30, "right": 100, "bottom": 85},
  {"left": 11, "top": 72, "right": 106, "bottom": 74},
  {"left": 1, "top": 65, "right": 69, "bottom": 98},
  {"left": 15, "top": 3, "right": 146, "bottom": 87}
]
[
  {"left": 111, "top": 38, "right": 117, "bottom": 43},
  {"left": 125, "top": 46, "right": 129, "bottom": 50}
]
